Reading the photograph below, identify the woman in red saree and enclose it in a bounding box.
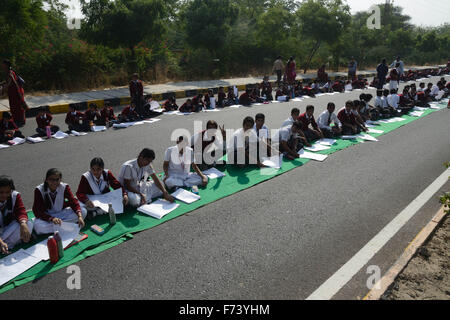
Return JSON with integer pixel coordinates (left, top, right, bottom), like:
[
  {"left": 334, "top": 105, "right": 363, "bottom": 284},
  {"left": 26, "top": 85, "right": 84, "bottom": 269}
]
[
  {"left": 1, "top": 60, "right": 27, "bottom": 127},
  {"left": 285, "top": 56, "right": 297, "bottom": 85}
]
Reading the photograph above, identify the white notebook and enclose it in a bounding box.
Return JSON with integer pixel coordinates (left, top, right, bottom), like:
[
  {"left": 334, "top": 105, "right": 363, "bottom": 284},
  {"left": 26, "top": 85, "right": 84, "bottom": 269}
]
[{"left": 138, "top": 200, "right": 179, "bottom": 220}]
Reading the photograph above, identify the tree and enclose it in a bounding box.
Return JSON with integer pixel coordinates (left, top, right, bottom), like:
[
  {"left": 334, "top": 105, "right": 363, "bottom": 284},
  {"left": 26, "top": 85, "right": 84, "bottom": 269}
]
[{"left": 296, "top": 0, "right": 351, "bottom": 73}]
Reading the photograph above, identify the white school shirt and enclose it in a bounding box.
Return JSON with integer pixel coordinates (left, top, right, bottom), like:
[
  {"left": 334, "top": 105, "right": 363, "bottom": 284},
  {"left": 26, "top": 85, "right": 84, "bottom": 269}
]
[
  {"left": 82, "top": 171, "right": 109, "bottom": 195},
  {"left": 430, "top": 85, "right": 439, "bottom": 96},
  {"left": 227, "top": 128, "right": 258, "bottom": 154},
  {"left": 164, "top": 146, "right": 195, "bottom": 177},
  {"left": 118, "top": 159, "right": 155, "bottom": 191},
  {"left": 345, "top": 84, "right": 353, "bottom": 91},
  {"left": 317, "top": 110, "right": 341, "bottom": 130},
  {"left": 0, "top": 191, "right": 19, "bottom": 229},
  {"left": 253, "top": 124, "right": 269, "bottom": 140},
  {"left": 37, "top": 183, "right": 67, "bottom": 214},
  {"left": 281, "top": 116, "right": 295, "bottom": 128},
  {"left": 387, "top": 94, "right": 400, "bottom": 109},
  {"left": 381, "top": 96, "right": 389, "bottom": 108}
]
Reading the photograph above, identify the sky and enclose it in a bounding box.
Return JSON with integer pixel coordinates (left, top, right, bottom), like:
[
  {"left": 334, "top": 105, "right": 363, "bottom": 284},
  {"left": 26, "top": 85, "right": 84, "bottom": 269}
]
[{"left": 60, "top": 0, "right": 449, "bottom": 27}]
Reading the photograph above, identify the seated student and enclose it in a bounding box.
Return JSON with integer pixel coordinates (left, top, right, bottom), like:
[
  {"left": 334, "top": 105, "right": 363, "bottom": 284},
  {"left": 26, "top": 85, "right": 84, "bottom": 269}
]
[
  {"left": 33, "top": 168, "right": 86, "bottom": 235},
  {"left": 254, "top": 113, "right": 272, "bottom": 157},
  {"left": 275, "top": 121, "right": 309, "bottom": 160},
  {"left": 239, "top": 89, "right": 256, "bottom": 106},
  {"left": 275, "top": 85, "right": 290, "bottom": 102},
  {"left": 250, "top": 88, "right": 263, "bottom": 103},
  {"left": 163, "top": 136, "right": 208, "bottom": 190},
  {"left": 119, "top": 102, "right": 141, "bottom": 122},
  {"left": 162, "top": 97, "right": 179, "bottom": 112},
  {"left": 99, "top": 102, "right": 117, "bottom": 127},
  {"left": 227, "top": 117, "right": 264, "bottom": 168},
  {"left": 320, "top": 80, "right": 333, "bottom": 93},
  {"left": 217, "top": 87, "right": 228, "bottom": 108},
  {"left": 76, "top": 157, "right": 129, "bottom": 219},
  {"left": 293, "top": 81, "right": 303, "bottom": 97},
  {"left": 204, "top": 90, "right": 216, "bottom": 109},
  {"left": 337, "top": 100, "right": 363, "bottom": 135},
  {"left": 382, "top": 89, "right": 397, "bottom": 116},
  {"left": 317, "top": 102, "right": 342, "bottom": 138},
  {"left": 360, "top": 94, "right": 380, "bottom": 121},
  {"left": 405, "top": 69, "right": 415, "bottom": 81},
  {"left": 331, "top": 77, "right": 345, "bottom": 93},
  {"left": 374, "top": 89, "right": 391, "bottom": 118},
  {"left": 142, "top": 94, "right": 163, "bottom": 118},
  {"left": 351, "top": 100, "right": 369, "bottom": 132},
  {"left": 118, "top": 148, "right": 174, "bottom": 208},
  {"left": 260, "top": 76, "right": 273, "bottom": 101},
  {"left": 0, "top": 112, "right": 25, "bottom": 143},
  {"left": 344, "top": 81, "right": 353, "bottom": 91},
  {"left": 429, "top": 82, "right": 441, "bottom": 101},
  {"left": 398, "top": 87, "right": 414, "bottom": 113},
  {"left": 191, "top": 120, "right": 227, "bottom": 170},
  {"left": 83, "top": 103, "right": 102, "bottom": 127},
  {"left": 35, "top": 107, "right": 60, "bottom": 137},
  {"left": 65, "top": 105, "right": 88, "bottom": 132},
  {"left": 303, "top": 82, "right": 316, "bottom": 97},
  {"left": 179, "top": 99, "right": 195, "bottom": 113},
  {"left": 282, "top": 108, "right": 300, "bottom": 128},
  {"left": 192, "top": 94, "right": 205, "bottom": 112},
  {"left": 0, "top": 176, "right": 33, "bottom": 254},
  {"left": 227, "top": 86, "right": 238, "bottom": 105},
  {"left": 297, "top": 105, "right": 324, "bottom": 142},
  {"left": 311, "top": 80, "right": 321, "bottom": 93}
]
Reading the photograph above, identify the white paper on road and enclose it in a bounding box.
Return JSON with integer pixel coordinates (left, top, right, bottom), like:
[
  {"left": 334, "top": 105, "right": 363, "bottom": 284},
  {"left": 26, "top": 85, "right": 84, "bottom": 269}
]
[
  {"left": 113, "top": 123, "right": 133, "bottom": 128},
  {"left": 0, "top": 144, "right": 10, "bottom": 149},
  {"left": 176, "top": 112, "right": 193, "bottom": 116},
  {"left": 26, "top": 136, "right": 46, "bottom": 143},
  {"left": 271, "top": 100, "right": 281, "bottom": 103},
  {"left": 24, "top": 239, "right": 50, "bottom": 261},
  {"left": 413, "top": 106, "right": 427, "bottom": 111},
  {"left": 387, "top": 117, "right": 406, "bottom": 123},
  {"left": 291, "top": 98, "right": 303, "bottom": 102},
  {"left": 91, "top": 126, "right": 107, "bottom": 132},
  {"left": 203, "top": 167, "right": 226, "bottom": 179},
  {"left": 150, "top": 101, "right": 160, "bottom": 110},
  {"left": 52, "top": 131, "right": 69, "bottom": 139},
  {"left": 357, "top": 133, "right": 379, "bottom": 142},
  {"left": 368, "top": 128, "right": 384, "bottom": 134},
  {"left": 318, "top": 139, "right": 337, "bottom": 146},
  {"left": 261, "top": 156, "right": 282, "bottom": 169},
  {"left": 171, "top": 188, "right": 201, "bottom": 204},
  {"left": 70, "top": 130, "right": 88, "bottom": 136},
  {"left": 204, "top": 108, "right": 221, "bottom": 112},
  {"left": 10, "top": 137, "right": 25, "bottom": 145},
  {"left": 210, "top": 98, "right": 216, "bottom": 109},
  {"left": 298, "top": 149, "right": 328, "bottom": 162},
  {"left": 229, "top": 104, "right": 242, "bottom": 108},
  {"left": 0, "top": 249, "right": 42, "bottom": 287},
  {"left": 410, "top": 111, "right": 424, "bottom": 117},
  {"left": 341, "top": 135, "right": 358, "bottom": 140},
  {"left": 253, "top": 103, "right": 263, "bottom": 106},
  {"left": 304, "top": 143, "right": 331, "bottom": 152},
  {"left": 143, "top": 118, "right": 161, "bottom": 124},
  {"left": 138, "top": 200, "right": 179, "bottom": 220},
  {"left": 87, "top": 188, "right": 124, "bottom": 214}
]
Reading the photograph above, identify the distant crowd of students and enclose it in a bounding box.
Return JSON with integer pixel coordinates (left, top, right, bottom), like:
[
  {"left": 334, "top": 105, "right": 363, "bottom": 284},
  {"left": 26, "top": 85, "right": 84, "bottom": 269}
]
[{"left": 1, "top": 73, "right": 449, "bottom": 254}]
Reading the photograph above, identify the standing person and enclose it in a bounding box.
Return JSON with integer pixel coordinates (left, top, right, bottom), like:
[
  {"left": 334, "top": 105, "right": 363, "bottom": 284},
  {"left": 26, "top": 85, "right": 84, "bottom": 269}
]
[
  {"left": 285, "top": 56, "right": 297, "bottom": 85},
  {"left": 317, "top": 65, "right": 328, "bottom": 84},
  {"left": 376, "top": 59, "right": 389, "bottom": 90},
  {"left": 118, "top": 148, "right": 174, "bottom": 208},
  {"left": 390, "top": 56, "right": 404, "bottom": 81},
  {"left": 272, "top": 56, "right": 284, "bottom": 86},
  {"left": 129, "top": 73, "right": 144, "bottom": 117},
  {"left": 1, "top": 60, "right": 28, "bottom": 127},
  {"left": 348, "top": 58, "right": 357, "bottom": 81},
  {"left": 0, "top": 176, "right": 33, "bottom": 254},
  {"left": 33, "top": 169, "right": 86, "bottom": 235}
]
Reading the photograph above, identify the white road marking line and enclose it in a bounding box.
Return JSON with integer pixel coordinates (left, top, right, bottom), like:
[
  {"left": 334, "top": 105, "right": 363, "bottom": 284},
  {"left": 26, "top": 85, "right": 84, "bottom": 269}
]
[{"left": 306, "top": 168, "right": 450, "bottom": 300}]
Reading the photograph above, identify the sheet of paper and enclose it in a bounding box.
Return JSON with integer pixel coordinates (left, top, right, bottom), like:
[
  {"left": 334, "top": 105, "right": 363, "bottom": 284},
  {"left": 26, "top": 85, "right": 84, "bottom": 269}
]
[
  {"left": 368, "top": 128, "right": 384, "bottom": 134},
  {"left": 131, "top": 121, "right": 145, "bottom": 126},
  {"left": 171, "top": 188, "right": 201, "bottom": 204},
  {"left": 203, "top": 167, "right": 226, "bottom": 179},
  {"left": 357, "top": 133, "right": 379, "bottom": 142},
  {"left": 53, "top": 222, "right": 81, "bottom": 249},
  {"left": 150, "top": 101, "right": 160, "bottom": 110},
  {"left": 87, "top": 188, "right": 124, "bottom": 214},
  {"left": 24, "top": 239, "right": 49, "bottom": 261},
  {"left": 298, "top": 149, "right": 328, "bottom": 162},
  {"left": 143, "top": 118, "right": 161, "bottom": 124},
  {"left": 70, "top": 130, "right": 88, "bottom": 136},
  {"left": 10, "top": 137, "right": 25, "bottom": 145},
  {"left": 91, "top": 126, "right": 107, "bottom": 132},
  {"left": 291, "top": 98, "right": 303, "bottom": 102},
  {"left": 261, "top": 156, "right": 282, "bottom": 169},
  {"left": 0, "top": 249, "right": 42, "bottom": 287},
  {"left": 317, "top": 139, "right": 337, "bottom": 146},
  {"left": 413, "top": 106, "right": 427, "bottom": 111},
  {"left": 0, "top": 144, "right": 10, "bottom": 149},
  {"left": 26, "top": 136, "right": 46, "bottom": 143},
  {"left": 52, "top": 131, "right": 69, "bottom": 139},
  {"left": 138, "top": 200, "right": 180, "bottom": 219},
  {"left": 204, "top": 109, "right": 221, "bottom": 112},
  {"left": 113, "top": 123, "right": 133, "bottom": 129},
  {"left": 304, "top": 143, "right": 331, "bottom": 152},
  {"left": 164, "top": 110, "right": 180, "bottom": 115},
  {"left": 210, "top": 98, "right": 216, "bottom": 109},
  {"left": 229, "top": 104, "right": 242, "bottom": 108},
  {"left": 341, "top": 135, "right": 358, "bottom": 140},
  {"left": 410, "top": 111, "right": 424, "bottom": 117}
]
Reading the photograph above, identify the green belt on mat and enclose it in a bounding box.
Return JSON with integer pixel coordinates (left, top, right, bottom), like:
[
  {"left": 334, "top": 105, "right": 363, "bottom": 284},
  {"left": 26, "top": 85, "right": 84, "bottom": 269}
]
[{"left": 0, "top": 102, "right": 447, "bottom": 295}]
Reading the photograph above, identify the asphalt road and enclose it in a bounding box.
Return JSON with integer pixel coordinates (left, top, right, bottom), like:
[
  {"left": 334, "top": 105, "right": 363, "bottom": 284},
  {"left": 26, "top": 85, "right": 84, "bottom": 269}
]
[{"left": 1, "top": 75, "right": 449, "bottom": 299}]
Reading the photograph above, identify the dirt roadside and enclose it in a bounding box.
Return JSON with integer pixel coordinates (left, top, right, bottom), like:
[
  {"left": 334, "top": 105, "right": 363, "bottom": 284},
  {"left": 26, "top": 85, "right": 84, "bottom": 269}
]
[{"left": 384, "top": 213, "right": 449, "bottom": 300}]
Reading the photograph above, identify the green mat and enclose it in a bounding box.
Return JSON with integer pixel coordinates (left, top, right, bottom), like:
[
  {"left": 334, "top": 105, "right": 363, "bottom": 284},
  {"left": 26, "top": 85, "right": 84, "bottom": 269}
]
[{"left": 0, "top": 102, "right": 447, "bottom": 294}]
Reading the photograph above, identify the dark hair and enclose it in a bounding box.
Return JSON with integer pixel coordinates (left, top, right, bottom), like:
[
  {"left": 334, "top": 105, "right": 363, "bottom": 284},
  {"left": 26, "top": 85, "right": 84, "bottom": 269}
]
[
  {"left": 365, "top": 94, "right": 373, "bottom": 101},
  {"left": 292, "top": 121, "right": 302, "bottom": 130},
  {"left": 291, "top": 108, "right": 300, "bottom": 115},
  {"left": 243, "top": 116, "right": 255, "bottom": 127},
  {"left": 90, "top": 157, "right": 105, "bottom": 169},
  {"left": 43, "top": 168, "right": 62, "bottom": 209},
  {"left": 0, "top": 175, "right": 15, "bottom": 190},
  {"left": 353, "top": 100, "right": 360, "bottom": 107},
  {"left": 139, "top": 148, "right": 155, "bottom": 160},
  {"left": 255, "top": 113, "right": 265, "bottom": 120},
  {"left": 359, "top": 94, "right": 365, "bottom": 100},
  {"left": 383, "top": 89, "right": 389, "bottom": 95},
  {"left": 206, "top": 120, "right": 218, "bottom": 129},
  {"left": 306, "top": 105, "right": 314, "bottom": 112},
  {"left": 327, "top": 102, "right": 335, "bottom": 108},
  {"left": 345, "top": 100, "right": 354, "bottom": 107},
  {"left": 2, "top": 111, "right": 11, "bottom": 119},
  {"left": 376, "top": 90, "right": 383, "bottom": 96}
]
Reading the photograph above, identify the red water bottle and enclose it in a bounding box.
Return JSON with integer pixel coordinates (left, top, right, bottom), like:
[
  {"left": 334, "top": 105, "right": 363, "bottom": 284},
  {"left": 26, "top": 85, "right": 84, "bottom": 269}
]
[
  {"left": 47, "top": 236, "right": 59, "bottom": 264},
  {"left": 53, "top": 231, "right": 64, "bottom": 259},
  {"left": 46, "top": 126, "right": 52, "bottom": 139}
]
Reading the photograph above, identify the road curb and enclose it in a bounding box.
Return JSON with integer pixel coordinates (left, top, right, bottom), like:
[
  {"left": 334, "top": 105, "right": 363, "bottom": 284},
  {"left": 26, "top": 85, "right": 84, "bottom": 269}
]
[
  {"left": 1, "top": 71, "right": 379, "bottom": 118},
  {"left": 363, "top": 205, "right": 448, "bottom": 300}
]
